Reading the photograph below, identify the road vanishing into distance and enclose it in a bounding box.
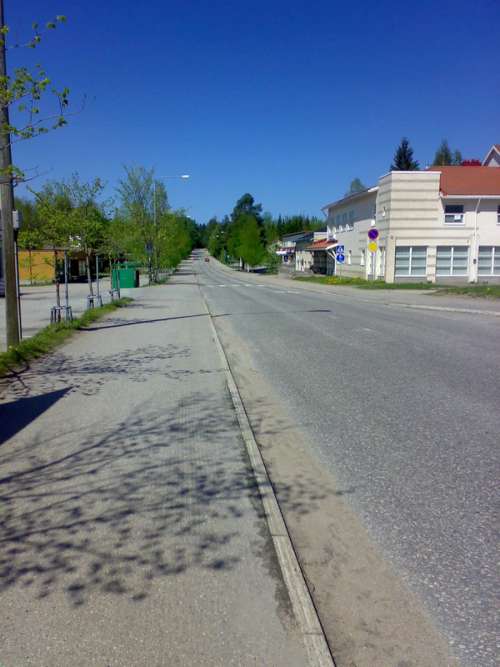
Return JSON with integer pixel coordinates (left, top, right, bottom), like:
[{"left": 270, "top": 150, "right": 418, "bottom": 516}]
[{"left": 194, "top": 251, "right": 499, "bottom": 667}]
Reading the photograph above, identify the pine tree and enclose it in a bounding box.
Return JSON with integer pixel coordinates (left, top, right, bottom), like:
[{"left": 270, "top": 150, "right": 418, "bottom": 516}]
[
  {"left": 433, "top": 140, "right": 453, "bottom": 165},
  {"left": 391, "top": 138, "right": 419, "bottom": 171},
  {"left": 452, "top": 149, "right": 463, "bottom": 165}
]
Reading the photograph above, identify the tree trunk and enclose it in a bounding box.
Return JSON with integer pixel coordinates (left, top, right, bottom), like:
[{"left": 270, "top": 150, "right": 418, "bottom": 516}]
[{"left": 86, "top": 252, "right": 94, "bottom": 295}]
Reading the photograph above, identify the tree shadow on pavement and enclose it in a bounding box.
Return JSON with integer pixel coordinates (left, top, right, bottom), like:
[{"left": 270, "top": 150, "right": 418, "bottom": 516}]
[
  {"left": 0, "top": 389, "right": 333, "bottom": 608},
  {"left": 0, "top": 344, "right": 197, "bottom": 401}
]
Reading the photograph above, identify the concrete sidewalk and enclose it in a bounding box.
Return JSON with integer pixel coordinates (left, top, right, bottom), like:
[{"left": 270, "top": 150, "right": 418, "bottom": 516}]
[{"left": 0, "top": 268, "right": 309, "bottom": 666}]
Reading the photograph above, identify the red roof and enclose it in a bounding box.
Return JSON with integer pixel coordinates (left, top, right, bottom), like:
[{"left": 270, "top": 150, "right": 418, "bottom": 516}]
[
  {"left": 306, "top": 239, "right": 337, "bottom": 251},
  {"left": 426, "top": 166, "right": 500, "bottom": 196}
]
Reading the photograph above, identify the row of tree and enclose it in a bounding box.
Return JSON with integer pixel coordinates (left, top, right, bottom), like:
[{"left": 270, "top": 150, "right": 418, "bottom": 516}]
[
  {"left": 390, "top": 137, "right": 480, "bottom": 171},
  {"left": 202, "top": 193, "right": 324, "bottom": 269},
  {"left": 16, "top": 167, "right": 199, "bottom": 288}
]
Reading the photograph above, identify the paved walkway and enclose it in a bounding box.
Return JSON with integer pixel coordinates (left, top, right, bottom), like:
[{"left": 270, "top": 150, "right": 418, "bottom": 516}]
[{"left": 0, "top": 268, "right": 308, "bottom": 666}]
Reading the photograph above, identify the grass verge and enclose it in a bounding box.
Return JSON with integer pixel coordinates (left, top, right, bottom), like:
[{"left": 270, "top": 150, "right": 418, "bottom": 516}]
[
  {"left": 0, "top": 298, "right": 132, "bottom": 378},
  {"left": 434, "top": 285, "right": 500, "bottom": 298},
  {"left": 293, "top": 276, "right": 437, "bottom": 289},
  {"left": 294, "top": 276, "right": 500, "bottom": 297}
]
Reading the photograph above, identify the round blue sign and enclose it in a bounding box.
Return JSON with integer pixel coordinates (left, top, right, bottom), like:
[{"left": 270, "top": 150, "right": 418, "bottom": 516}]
[
  {"left": 368, "top": 228, "right": 379, "bottom": 240},
  {"left": 336, "top": 253, "right": 345, "bottom": 263}
]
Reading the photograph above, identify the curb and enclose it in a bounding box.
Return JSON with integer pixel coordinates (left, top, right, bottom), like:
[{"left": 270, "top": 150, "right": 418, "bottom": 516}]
[{"left": 198, "top": 276, "right": 335, "bottom": 667}]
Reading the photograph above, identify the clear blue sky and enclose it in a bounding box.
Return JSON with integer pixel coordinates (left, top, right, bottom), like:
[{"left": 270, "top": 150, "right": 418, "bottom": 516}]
[{"left": 9, "top": 0, "right": 500, "bottom": 223}]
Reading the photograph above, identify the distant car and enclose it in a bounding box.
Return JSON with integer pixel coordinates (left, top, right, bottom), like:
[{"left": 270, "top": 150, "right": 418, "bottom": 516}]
[{"left": 204, "top": 257, "right": 210, "bottom": 262}]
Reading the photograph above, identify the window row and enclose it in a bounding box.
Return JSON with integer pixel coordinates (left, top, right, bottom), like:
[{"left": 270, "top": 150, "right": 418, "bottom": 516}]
[
  {"left": 395, "top": 246, "right": 500, "bottom": 277},
  {"left": 444, "top": 204, "right": 500, "bottom": 225}
]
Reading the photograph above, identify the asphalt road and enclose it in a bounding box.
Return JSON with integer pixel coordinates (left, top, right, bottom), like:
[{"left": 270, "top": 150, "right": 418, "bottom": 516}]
[{"left": 197, "top": 253, "right": 500, "bottom": 667}]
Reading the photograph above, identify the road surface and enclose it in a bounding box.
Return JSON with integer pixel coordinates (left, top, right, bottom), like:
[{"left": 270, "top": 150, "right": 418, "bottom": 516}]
[{"left": 196, "top": 252, "right": 499, "bottom": 667}]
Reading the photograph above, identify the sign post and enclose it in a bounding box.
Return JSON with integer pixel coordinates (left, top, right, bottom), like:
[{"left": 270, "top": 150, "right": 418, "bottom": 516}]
[
  {"left": 334, "top": 244, "right": 345, "bottom": 277},
  {"left": 367, "top": 228, "right": 379, "bottom": 280}
]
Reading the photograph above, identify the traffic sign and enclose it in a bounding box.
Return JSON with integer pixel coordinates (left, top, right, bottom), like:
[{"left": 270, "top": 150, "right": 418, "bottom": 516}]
[
  {"left": 368, "top": 241, "right": 378, "bottom": 253},
  {"left": 335, "top": 244, "right": 345, "bottom": 254},
  {"left": 368, "top": 228, "right": 379, "bottom": 241},
  {"left": 336, "top": 253, "right": 345, "bottom": 264}
]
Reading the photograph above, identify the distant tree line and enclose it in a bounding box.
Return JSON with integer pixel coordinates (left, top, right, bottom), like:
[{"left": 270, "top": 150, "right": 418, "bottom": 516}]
[{"left": 201, "top": 193, "right": 324, "bottom": 270}]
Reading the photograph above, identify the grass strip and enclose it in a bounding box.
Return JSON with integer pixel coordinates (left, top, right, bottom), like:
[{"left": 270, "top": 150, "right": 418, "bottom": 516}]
[
  {"left": 293, "top": 276, "right": 436, "bottom": 289},
  {"left": 0, "top": 298, "right": 132, "bottom": 378},
  {"left": 433, "top": 285, "right": 500, "bottom": 298},
  {"left": 293, "top": 276, "right": 500, "bottom": 297}
]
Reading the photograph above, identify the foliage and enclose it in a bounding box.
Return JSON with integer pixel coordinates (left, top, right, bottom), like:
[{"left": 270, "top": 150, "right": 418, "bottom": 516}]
[
  {"left": 0, "top": 298, "right": 132, "bottom": 378},
  {"left": 1, "top": 15, "right": 69, "bottom": 182},
  {"left": 237, "top": 215, "right": 265, "bottom": 267},
  {"left": 391, "top": 137, "right": 419, "bottom": 171},
  {"left": 433, "top": 140, "right": 462, "bottom": 166},
  {"left": 31, "top": 174, "right": 107, "bottom": 293},
  {"left": 203, "top": 191, "right": 324, "bottom": 271},
  {"left": 461, "top": 159, "right": 481, "bottom": 166},
  {"left": 15, "top": 196, "right": 44, "bottom": 249},
  {"left": 114, "top": 165, "right": 197, "bottom": 279},
  {"left": 345, "top": 177, "right": 366, "bottom": 196}
]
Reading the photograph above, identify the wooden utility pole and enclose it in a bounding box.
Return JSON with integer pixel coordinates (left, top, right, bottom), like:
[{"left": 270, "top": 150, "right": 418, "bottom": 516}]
[{"left": 0, "top": 0, "right": 20, "bottom": 346}]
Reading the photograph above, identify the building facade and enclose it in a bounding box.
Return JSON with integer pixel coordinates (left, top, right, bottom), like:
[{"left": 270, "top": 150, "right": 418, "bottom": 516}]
[{"left": 322, "top": 157, "right": 500, "bottom": 284}]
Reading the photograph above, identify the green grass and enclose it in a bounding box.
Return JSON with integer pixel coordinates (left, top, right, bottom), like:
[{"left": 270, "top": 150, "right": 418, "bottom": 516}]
[
  {"left": 293, "top": 276, "right": 437, "bottom": 289},
  {"left": 294, "top": 275, "right": 500, "bottom": 297},
  {"left": 0, "top": 298, "right": 132, "bottom": 378},
  {"left": 434, "top": 284, "right": 500, "bottom": 298}
]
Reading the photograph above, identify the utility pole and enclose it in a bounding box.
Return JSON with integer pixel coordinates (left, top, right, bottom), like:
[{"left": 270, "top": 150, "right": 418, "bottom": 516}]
[{"left": 0, "top": 0, "right": 20, "bottom": 346}]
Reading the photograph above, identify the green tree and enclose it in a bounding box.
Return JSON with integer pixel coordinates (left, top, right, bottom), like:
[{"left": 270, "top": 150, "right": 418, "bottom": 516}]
[
  {"left": 238, "top": 215, "right": 265, "bottom": 268},
  {"left": 15, "top": 197, "right": 44, "bottom": 284},
  {"left": 345, "top": 178, "right": 366, "bottom": 196},
  {"left": 391, "top": 137, "right": 419, "bottom": 171},
  {"left": 1, "top": 14, "right": 70, "bottom": 182},
  {"left": 231, "top": 193, "right": 263, "bottom": 223},
  {"left": 33, "top": 175, "right": 107, "bottom": 294},
  {"left": 433, "top": 140, "right": 463, "bottom": 166}
]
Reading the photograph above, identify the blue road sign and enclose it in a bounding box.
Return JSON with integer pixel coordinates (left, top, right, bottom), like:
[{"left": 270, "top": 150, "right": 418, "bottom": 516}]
[
  {"left": 335, "top": 245, "right": 345, "bottom": 254},
  {"left": 336, "top": 253, "right": 345, "bottom": 263}
]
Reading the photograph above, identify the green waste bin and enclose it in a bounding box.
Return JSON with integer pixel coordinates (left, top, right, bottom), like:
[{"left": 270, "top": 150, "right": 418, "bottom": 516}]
[{"left": 112, "top": 266, "right": 140, "bottom": 289}]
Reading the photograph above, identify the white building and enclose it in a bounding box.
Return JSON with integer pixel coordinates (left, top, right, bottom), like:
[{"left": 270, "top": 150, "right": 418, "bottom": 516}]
[
  {"left": 321, "top": 150, "right": 500, "bottom": 284},
  {"left": 295, "top": 228, "right": 327, "bottom": 272}
]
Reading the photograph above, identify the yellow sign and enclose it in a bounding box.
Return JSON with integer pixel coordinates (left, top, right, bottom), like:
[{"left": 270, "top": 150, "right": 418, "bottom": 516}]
[{"left": 368, "top": 241, "right": 378, "bottom": 253}]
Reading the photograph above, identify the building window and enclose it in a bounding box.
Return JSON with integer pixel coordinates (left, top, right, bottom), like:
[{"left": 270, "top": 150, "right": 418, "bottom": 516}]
[
  {"left": 436, "top": 246, "right": 469, "bottom": 276},
  {"left": 349, "top": 210, "right": 355, "bottom": 223},
  {"left": 360, "top": 249, "right": 365, "bottom": 266},
  {"left": 342, "top": 212, "right": 347, "bottom": 223},
  {"left": 478, "top": 246, "right": 500, "bottom": 276},
  {"left": 395, "top": 246, "right": 427, "bottom": 277},
  {"left": 380, "top": 247, "right": 386, "bottom": 277},
  {"left": 348, "top": 250, "right": 352, "bottom": 265},
  {"left": 497, "top": 206, "right": 500, "bottom": 225},
  {"left": 444, "top": 204, "right": 464, "bottom": 224}
]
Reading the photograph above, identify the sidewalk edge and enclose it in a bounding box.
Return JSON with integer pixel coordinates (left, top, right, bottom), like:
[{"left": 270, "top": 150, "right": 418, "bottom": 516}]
[{"left": 198, "top": 281, "right": 335, "bottom": 667}]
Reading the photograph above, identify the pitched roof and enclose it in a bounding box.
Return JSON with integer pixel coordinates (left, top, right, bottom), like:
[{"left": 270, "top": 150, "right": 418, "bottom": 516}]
[
  {"left": 426, "top": 166, "right": 500, "bottom": 196},
  {"left": 305, "top": 239, "right": 338, "bottom": 251},
  {"left": 482, "top": 143, "right": 500, "bottom": 165},
  {"left": 321, "top": 186, "right": 378, "bottom": 212}
]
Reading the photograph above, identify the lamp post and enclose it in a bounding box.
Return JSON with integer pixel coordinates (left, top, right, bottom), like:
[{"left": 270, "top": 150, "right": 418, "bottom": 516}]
[{"left": 151, "top": 174, "right": 190, "bottom": 282}]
